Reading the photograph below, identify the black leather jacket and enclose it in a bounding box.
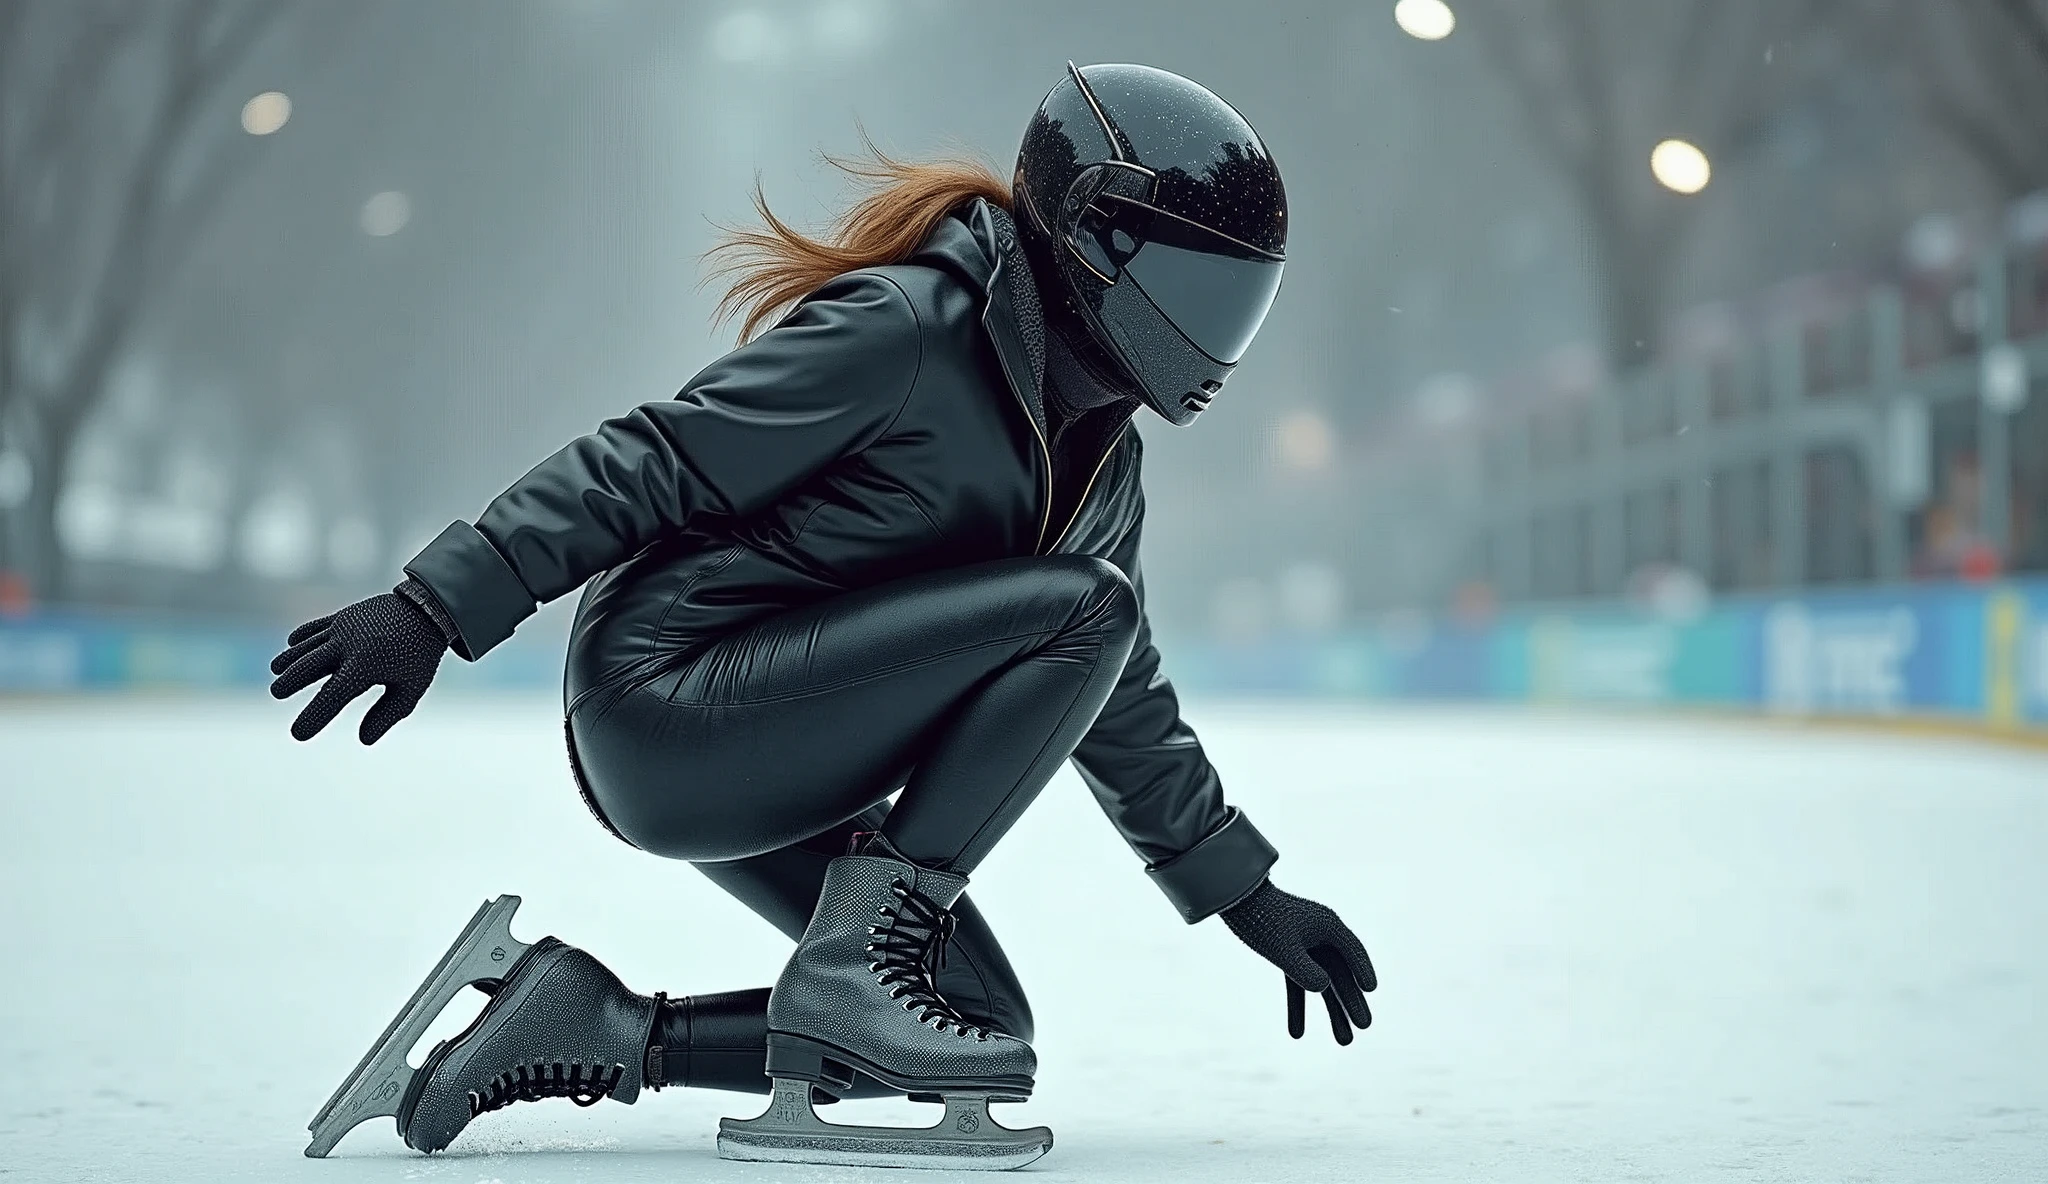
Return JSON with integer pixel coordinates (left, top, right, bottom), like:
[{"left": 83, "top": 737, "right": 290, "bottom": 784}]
[{"left": 403, "top": 197, "right": 1276, "bottom": 923}]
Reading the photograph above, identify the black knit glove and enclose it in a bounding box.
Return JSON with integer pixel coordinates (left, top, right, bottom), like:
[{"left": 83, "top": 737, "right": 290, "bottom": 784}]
[
  {"left": 269, "top": 580, "right": 453, "bottom": 744},
  {"left": 1221, "top": 880, "right": 1377, "bottom": 1045}
]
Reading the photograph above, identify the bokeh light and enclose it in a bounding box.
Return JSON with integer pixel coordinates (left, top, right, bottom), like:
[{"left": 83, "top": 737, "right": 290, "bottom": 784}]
[
  {"left": 360, "top": 191, "right": 412, "bottom": 237},
  {"left": 1650, "top": 138, "right": 1711, "bottom": 194},
  {"left": 1273, "top": 408, "right": 1337, "bottom": 472},
  {"left": 1394, "top": 0, "right": 1456, "bottom": 41},
  {"left": 240, "top": 91, "right": 291, "bottom": 135}
]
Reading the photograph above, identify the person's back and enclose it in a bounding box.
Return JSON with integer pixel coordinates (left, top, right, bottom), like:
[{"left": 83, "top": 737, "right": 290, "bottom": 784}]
[{"left": 569, "top": 205, "right": 1064, "bottom": 696}]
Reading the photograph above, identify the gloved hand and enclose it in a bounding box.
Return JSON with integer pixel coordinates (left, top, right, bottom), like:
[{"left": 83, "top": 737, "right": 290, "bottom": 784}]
[
  {"left": 1221, "top": 879, "right": 1377, "bottom": 1045},
  {"left": 269, "top": 583, "right": 452, "bottom": 744}
]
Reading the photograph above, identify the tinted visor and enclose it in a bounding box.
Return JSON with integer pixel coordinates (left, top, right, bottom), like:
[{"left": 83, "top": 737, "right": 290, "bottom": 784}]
[{"left": 1075, "top": 196, "right": 1284, "bottom": 364}]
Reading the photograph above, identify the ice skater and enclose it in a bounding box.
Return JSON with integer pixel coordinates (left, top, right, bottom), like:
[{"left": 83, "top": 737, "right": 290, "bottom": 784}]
[{"left": 283, "top": 62, "right": 1375, "bottom": 1171}]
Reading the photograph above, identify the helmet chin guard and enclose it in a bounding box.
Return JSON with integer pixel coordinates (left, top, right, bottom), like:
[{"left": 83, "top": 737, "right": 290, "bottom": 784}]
[{"left": 1014, "top": 62, "right": 1287, "bottom": 426}]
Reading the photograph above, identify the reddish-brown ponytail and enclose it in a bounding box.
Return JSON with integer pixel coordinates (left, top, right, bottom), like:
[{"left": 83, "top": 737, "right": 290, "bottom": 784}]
[{"left": 702, "top": 130, "right": 1013, "bottom": 344}]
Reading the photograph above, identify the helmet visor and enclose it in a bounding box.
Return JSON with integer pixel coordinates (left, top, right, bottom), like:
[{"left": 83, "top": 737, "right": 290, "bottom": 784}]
[{"left": 1076, "top": 196, "right": 1284, "bottom": 365}]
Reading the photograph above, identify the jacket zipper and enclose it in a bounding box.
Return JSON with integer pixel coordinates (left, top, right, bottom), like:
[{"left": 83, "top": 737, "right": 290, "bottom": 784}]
[
  {"left": 981, "top": 204, "right": 1116, "bottom": 557},
  {"left": 1048, "top": 422, "right": 1130, "bottom": 554},
  {"left": 1017, "top": 399, "right": 1055, "bottom": 554}
]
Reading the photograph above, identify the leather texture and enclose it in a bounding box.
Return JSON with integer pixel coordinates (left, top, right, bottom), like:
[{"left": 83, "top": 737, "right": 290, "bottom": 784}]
[
  {"left": 766, "top": 855, "right": 1035, "bottom": 1086},
  {"left": 647, "top": 803, "right": 1037, "bottom": 1102},
  {"left": 691, "top": 801, "right": 1035, "bottom": 1043},
  {"left": 648, "top": 988, "right": 772, "bottom": 1095},
  {"left": 566, "top": 554, "right": 1135, "bottom": 869},
  {"left": 1144, "top": 807, "right": 1279, "bottom": 922},
  {"left": 401, "top": 940, "right": 656, "bottom": 1152},
  {"left": 644, "top": 987, "right": 911, "bottom": 1098},
  {"left": 403, "top": 195, "right": 1271, "bottom": 922}
]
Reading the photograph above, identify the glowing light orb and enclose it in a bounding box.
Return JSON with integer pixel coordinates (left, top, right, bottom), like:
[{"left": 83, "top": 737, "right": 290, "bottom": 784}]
[
  {"left": 1651, "top": 139, "right": 1712, "bottom": 194},
  {"left": 1394, "top": 0, "right": 1456, "bottom": 41},
  {"left": 241, "top": 91, "right": 291, "bottom": 135}
]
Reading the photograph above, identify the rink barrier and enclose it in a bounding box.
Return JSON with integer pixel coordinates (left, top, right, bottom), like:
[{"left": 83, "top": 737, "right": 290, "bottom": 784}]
[
  {"left": 4, "top": 580, "right": 2045, "bottom": 736},
  {"left": 1171, "top": 577, "right": 2048, "bottom": 733}
]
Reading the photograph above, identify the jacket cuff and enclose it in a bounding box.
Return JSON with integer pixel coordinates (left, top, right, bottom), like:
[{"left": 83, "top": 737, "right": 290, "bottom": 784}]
[
  {"left": 394, "top": 576, "right": 462, "bottom": 649},
  {"left": 401, "top": 521, "right": 534, "bottom": 661},
  {"left": 1145, "top": 807, "right": 1279, "bottom": 924}
]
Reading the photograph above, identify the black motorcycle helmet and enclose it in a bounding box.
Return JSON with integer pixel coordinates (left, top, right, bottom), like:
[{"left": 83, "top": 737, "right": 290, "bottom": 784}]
[{"left": 1013, "top": 62, "right": 1287, "bottom": 426}]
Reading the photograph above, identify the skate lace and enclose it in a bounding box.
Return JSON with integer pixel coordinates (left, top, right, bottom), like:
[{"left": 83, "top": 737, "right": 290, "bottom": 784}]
[
  {"left": 465, "top": 1061, "right": 625, "bottom": 1117},
  {"left": 866, "top": 879, "right": 989, "bottom": 1040}
]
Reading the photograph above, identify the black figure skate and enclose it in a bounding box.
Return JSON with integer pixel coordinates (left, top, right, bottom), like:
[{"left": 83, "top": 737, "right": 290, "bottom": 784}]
[
  {"left": 718, "top": 846, "right": 1053, "bottom": 1171},
  {"left": 304, "top": 896, "right": 656, "bottom": 1156}
]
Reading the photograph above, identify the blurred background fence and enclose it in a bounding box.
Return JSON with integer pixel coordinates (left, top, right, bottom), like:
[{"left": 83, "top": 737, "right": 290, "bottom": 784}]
[{"left": 2, "top": 0, "right": 2046, "bottom": 735}]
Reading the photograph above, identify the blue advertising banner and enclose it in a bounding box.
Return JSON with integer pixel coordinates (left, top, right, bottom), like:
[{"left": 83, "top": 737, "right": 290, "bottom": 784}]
[
  {"left": 2028, "top": 588, "right": 2048, "bottom": 725},
  {"left": 1170, "top": 577, "right": 2048, "bottom": 732},
  {"left": 0, "top": 613, "right": 275, "bottom": 691},
  {"left": 1753, "top": 586, "right": 1977, "bottom": 718}
]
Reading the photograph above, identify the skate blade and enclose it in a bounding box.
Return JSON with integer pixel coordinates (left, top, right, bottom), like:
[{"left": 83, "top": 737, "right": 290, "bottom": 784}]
[
  {"left": 303, "top": 895, "right": 532, "bottom": 1157},
  {"left": 717, "top": 1077, "right": 1053, "bottom": 1171}
]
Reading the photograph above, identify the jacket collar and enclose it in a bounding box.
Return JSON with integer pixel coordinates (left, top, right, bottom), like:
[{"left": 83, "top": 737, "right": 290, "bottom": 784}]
[
  {"left": 912, "top": 196, "right": 1136, "bottom": 552},
  {"left": 911, "top": 198, "right": 1050, "bottom": 439}
]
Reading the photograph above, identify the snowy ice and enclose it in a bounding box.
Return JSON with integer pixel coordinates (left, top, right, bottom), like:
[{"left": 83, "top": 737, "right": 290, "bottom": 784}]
[{"left": 4, "top": 697, "right": 2045, "bottom": 1182}]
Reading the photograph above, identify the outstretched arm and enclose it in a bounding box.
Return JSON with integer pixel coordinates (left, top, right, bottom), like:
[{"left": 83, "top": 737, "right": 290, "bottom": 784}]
[
  {"left": 271, "top": 271, "right": 922, "bottom": 741},
  {"left": 407, "top": 271, "right": 922, "bottom": 660}
]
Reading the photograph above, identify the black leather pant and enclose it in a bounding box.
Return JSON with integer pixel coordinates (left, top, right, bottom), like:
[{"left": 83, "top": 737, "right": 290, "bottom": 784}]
[{"left": 563, "top": 555, "right": 1140, "bottom": 1088}]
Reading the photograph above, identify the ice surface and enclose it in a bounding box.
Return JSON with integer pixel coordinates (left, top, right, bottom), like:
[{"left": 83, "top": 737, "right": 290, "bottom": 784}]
[{"left": 3, "top": 697, "right": 2045, "bottom": 1183}]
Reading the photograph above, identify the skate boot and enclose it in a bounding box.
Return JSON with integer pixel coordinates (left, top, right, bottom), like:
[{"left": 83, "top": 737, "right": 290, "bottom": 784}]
[
  {"left": 304, "top": 896, "right": 657, "bottom": 1157},
  {"left": 718, "top": 843, "right": 1053, "bottom": 1170},
  {"left": 395, "top": 936, "right": 657, "bottom": 1152}
]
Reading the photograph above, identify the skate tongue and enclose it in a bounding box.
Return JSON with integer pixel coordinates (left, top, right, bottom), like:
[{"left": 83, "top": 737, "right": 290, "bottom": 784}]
[
  {"left": 849, "top": 830, "right": 901, "bottom": 859},
  {"left": 845, "top": 833, "right": 968, "bottom": 908}
]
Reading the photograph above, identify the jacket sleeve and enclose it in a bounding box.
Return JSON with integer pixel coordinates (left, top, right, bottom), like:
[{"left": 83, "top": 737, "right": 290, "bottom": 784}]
[
  {"left": 402, "top": 272, "right": 923, "bottom": 660},
  {"left": 1069, "top": 462, "right": 1279, "bottom": 924}
]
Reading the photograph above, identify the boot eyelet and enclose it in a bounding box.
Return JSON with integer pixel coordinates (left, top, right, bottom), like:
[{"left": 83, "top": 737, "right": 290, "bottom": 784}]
[{"left": 858, "top": 872, "right": 1005, "bottom": 1061}]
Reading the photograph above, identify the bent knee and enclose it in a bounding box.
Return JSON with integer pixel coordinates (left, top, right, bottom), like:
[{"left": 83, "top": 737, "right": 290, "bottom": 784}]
[{"left": 1036, "top": 554, "right": 1138, "bottom": 640}]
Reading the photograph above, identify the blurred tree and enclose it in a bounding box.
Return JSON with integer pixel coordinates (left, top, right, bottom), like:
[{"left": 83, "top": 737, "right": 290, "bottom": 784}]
[
  {"left": 1460, "top": 0, "right": 1835, "bottom": 375},
  {"left": 0, "top": 0, "right": 297, "bottom": 602},
  {"left": 1857, "top": 0, "right": 2048, "bottom": 197}
]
